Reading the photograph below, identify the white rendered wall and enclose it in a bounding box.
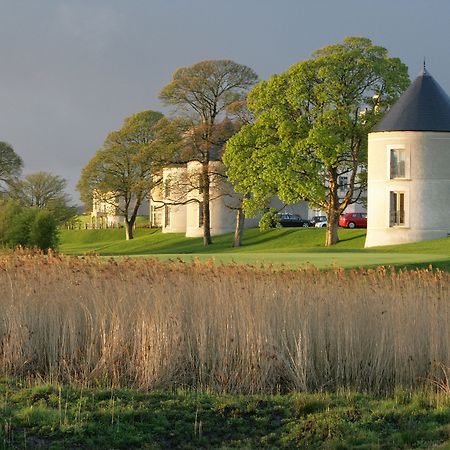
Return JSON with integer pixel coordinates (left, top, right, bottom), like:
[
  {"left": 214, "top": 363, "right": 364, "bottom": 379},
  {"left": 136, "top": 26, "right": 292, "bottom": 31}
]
[
  {"left": 185, "top": 161, "right": 244, "bottom": 237},
  {"left": 365, "top": 131, "right": 450, "bottom": 247},
  {"left": 161, "top": 166, "right": 187, "bottom": 233}
]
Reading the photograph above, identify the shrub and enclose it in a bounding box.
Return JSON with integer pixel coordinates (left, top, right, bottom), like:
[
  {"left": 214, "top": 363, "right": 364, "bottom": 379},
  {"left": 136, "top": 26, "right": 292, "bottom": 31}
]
[
  {"left": 5, "top": 207, "right": 59, "bottom": 252},
  {"left": 259, "top": 208, "right": 279, "bottom": 231},
  {"left": 29, "top": 209, "right": 59, "bottom": 251}
]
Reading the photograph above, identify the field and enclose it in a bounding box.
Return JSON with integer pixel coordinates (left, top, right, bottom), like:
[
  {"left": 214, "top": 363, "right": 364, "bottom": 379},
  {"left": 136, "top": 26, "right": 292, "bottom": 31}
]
[{"left": 60, "top": 227, "right": 450, "bottom": 271}]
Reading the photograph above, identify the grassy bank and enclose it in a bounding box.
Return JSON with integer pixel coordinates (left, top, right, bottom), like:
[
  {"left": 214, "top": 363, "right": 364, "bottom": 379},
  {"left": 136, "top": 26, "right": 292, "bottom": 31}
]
[
  {"left": 1, "top": 381, "right": 449, "bottom": 449},
  {"left": 59, "top": 227, "right": 450, "bottom": 270}
]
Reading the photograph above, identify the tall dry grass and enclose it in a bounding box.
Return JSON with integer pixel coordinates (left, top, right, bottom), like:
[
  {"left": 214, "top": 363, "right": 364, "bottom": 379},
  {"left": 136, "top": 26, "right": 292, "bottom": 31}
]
[{"left": 0, "top": 252, "right": 448, "bottom": 394}]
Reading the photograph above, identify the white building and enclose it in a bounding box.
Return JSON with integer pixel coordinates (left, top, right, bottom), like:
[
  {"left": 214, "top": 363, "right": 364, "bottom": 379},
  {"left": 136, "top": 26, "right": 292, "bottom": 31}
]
[
  {"left": 91, "top": 190, "right": 149, "bottom": 228},
  {"left": 150, "top": 159, "right": 309, "bottom": 237},
  {"left": 365, "top": 66, "right": 450, "bottom": 247}
]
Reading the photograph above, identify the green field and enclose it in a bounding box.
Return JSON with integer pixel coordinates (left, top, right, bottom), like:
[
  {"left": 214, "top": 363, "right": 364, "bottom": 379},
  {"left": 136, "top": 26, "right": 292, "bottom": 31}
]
[
  {"left": 1, "top": 381, "right": 449, "bottom": 449},
  {"left": 60, "top": 227, "right": 450, "bottom": 270}
]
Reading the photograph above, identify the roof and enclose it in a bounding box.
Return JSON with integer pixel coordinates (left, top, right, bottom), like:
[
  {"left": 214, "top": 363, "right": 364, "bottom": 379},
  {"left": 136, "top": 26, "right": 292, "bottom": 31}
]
[{"left": 372, "top": 66, "right": 450, "bottom": 132}]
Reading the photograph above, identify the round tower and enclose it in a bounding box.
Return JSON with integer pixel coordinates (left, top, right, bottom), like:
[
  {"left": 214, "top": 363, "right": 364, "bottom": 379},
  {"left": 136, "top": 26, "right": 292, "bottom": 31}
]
[{"left": 365, "top": 66, "right": 450, "bottom": 247}]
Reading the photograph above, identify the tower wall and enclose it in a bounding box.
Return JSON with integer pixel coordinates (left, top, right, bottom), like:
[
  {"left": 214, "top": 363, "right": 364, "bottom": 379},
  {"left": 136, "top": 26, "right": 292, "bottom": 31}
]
[
  {"left": 161, "top": 166, "right": 187, "bottom": 233},
  {"left": 365, "top": 131, "right": 450, "bottom": 247}
]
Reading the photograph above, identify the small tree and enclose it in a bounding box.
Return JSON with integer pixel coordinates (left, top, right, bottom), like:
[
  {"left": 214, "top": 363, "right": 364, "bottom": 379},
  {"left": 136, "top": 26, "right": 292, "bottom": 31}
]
[
  {"left": 224, "top": 37, "right": 410, "bottom": 245},
  {"left": 78, "top": 110, "right": 168, "bottom": 240},
  {"left": 9, "top": 171, "right": 77, "bottom": 223},
  {"left": 0, "top": 141, "right": 22, "bottom": 192},
  {"left": 159, "top": 60, "right": 258, "bottom": 246}
]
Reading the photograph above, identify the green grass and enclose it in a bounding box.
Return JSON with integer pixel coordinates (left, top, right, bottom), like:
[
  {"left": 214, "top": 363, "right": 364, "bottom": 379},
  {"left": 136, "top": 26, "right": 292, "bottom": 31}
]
[
  {"left": 0, "top": 380, "right": 449, "bottom": 449},
  {"left": 59, "top": 227, "right": 450, "bottom": 270}
]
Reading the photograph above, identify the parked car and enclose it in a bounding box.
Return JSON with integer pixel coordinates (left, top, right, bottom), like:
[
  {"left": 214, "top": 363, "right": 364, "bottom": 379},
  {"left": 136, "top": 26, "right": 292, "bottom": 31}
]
[
  {"left": 315, "top": 220, "right": 327, "bottom": 228},
  {"left": 339, "top": 212, "right": 367, "bottom": 228},
  {"left": 309, "top": 215, "right": 327, "bottom": 227},
  {"left": 276, "top": 212, "right": 310, "bottom": 227}
]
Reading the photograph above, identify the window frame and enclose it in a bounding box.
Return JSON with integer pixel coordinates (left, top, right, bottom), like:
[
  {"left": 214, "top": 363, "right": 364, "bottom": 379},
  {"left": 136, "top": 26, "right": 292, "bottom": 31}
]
[
  {"left": 388, "top": 190, "right": 408, "bottom": 227},
  {"left": 387, "top": 145, "right": 410, "bottom": 180}
]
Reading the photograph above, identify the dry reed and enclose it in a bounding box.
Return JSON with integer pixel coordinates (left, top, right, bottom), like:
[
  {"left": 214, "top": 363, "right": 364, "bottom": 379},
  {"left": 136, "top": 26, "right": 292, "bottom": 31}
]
[{"left": 0, "top": 252, "right": 448, "bottom": 394}]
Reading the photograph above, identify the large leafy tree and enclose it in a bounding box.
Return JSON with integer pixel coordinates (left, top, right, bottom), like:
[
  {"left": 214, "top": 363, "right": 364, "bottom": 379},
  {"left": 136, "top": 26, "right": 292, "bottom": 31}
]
[
  {"left": 224, "top": 37, "right": 410, "bottom": 245},
  {"left": 159, "top": 60, "right": 258, "bottom": 245},
  {"left": 0, "top": 141, "right": 23, "bottom": 192},
  {"left": 9, "top": 171, "right": 77, "bottom": 223},
  {"left": 77, "top": 110, "right": 167, "bottom": 240}
]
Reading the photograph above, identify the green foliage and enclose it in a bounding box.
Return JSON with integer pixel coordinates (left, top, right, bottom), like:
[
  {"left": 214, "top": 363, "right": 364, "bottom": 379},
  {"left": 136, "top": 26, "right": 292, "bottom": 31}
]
[
  {"left": 0, "top": 198, "right": 22, "bottom": 244},
  {"left": 4, "top": 207, "right": 59, "bottom": 252},
  {"left": 258, "top": 208, "right": 279, "bottom": 231},
  {"left": 6, "top": 208, "right": 37, "bottom": 247},
  {"left": 0, "top": 382, "right": 449, "bottom": 449},
  {"left": 77, "top": 110, "right": 166, "bottom": 239},
  {"left": 224, "top": 37, "right": 410, "bottom": 245},
  {"left": 29, "top": 209, "right": 59, "bottom": 251}
]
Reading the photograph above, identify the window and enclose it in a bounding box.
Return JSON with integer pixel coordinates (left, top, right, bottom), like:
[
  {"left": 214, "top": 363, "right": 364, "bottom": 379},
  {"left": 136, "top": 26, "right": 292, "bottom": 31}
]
[
  {"left": 390, "top": 191, "right": 405, "bottom": 226},
  {"left": 390, "top": 148, "right": 407, "bottom": 179},
  {"left": 338, "top": 176, "right": 348, "bottom": 191},
  {"left": 151, "top": 206, "right": 162, "bottom": 227},
  {"left": 164, "top": 205, "right": 171, "bottom": 228},
  {"left": 164, "top": 176, "right": 171, "bottom": 198},
  {"left": 198, "top": 202, "right": 204, "bottom": 227}
]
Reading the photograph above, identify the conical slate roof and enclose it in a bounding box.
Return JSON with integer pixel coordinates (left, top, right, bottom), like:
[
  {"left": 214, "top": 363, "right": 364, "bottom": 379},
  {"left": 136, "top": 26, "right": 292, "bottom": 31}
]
[{"left": 372, "top": 67, "right": 450, "bottom": 132}]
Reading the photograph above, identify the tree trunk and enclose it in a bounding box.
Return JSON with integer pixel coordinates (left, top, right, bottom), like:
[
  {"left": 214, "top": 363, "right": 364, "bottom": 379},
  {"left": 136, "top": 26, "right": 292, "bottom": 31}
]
[
  {"left": 202, "top": 163, "right": 212, "bottom": 246},
  {"left": 325, "top": 210, "right": 340, "bottom": 246},
  {"left": 125, "top": 220, "right": 134, "bottom": 240},
  {"left": 233, "top": 207, "right": 245, "bottom": 247}
]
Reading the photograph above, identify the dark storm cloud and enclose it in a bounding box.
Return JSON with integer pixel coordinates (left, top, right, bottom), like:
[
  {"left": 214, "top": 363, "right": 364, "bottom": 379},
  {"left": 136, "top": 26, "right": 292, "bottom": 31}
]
[{"left": 1, "top": 0, "right": 450, "bottom": 202}]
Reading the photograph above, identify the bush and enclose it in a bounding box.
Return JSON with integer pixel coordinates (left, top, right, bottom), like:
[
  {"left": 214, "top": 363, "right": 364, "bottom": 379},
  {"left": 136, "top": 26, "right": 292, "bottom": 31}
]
[
  {"left": 0, "top": 199, "right": 22, "bottom": 244},
  {"left": 259, "top": 208, "right": 279, "bottom": 231},
  {"left": 5, "top": 207, "right": 59, "bottom": 252},
  {"left": 29, "top": 210, "right": 59, "bottom": 251},
  {"left": 6, "top": 208, "right": 38, "bottom": 247}
]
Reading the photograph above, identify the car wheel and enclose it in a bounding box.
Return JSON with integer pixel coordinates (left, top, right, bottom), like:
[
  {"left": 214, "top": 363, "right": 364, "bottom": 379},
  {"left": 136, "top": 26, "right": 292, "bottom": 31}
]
[
  {"left": 322, "top": 224, "right": 326, "bottom": 228},
  {"left": 348, "top": 222, "right": 356, "bottom": 229},
  {"left": 302, "top": 222, "right": 309, "bottom": 228}
]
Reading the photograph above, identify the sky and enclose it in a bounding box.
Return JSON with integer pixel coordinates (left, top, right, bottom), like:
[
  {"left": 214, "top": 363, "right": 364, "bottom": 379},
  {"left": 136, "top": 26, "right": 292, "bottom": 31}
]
[{"left": 1, "top": 0, "right": 450, "bottom": 203}]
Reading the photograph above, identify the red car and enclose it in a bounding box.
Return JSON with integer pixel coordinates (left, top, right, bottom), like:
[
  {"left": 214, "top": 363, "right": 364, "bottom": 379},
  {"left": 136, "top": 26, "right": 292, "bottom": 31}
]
[{"left": 339, "top": 212, "right": 367, "bottom": 229}]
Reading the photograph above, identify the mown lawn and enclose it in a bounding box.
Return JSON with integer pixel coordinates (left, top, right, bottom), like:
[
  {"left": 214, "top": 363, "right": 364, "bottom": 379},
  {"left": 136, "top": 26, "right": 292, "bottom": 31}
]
[
  {"left": 1, "top": 381, "right": 449, "bottom": 449},
  {"left": 59, "top": 227, "right": 450, "bottom": 270}
]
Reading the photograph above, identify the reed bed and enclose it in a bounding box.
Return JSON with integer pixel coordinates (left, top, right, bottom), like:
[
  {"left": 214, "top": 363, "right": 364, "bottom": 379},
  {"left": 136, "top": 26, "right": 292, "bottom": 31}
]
[{"left": 0, "top": 252, "right": 448, "bottom": 394}]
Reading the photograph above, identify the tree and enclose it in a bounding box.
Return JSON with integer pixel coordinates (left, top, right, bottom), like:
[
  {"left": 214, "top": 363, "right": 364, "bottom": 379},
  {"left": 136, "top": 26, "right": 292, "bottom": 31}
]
[
  {"left": 9, "top": 172, "right": 77, "bottom": 224},
  {"left": 159, "top": 60, "right": 258, "bottom": 246},
  {"left": 77, "top": 110, "right": 167, "bottom": 240},
  {"left": 0, "top": 141, "right": 22, "bottom": 192},
  {"left": 224, "top": 37, "right": 410, "bottom": 245}
]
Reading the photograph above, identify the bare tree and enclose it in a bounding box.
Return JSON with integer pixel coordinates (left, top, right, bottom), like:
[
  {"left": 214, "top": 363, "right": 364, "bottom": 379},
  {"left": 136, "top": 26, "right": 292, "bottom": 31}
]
[{"left": 159, "top": 60, "right": 257, "bottom": 245}]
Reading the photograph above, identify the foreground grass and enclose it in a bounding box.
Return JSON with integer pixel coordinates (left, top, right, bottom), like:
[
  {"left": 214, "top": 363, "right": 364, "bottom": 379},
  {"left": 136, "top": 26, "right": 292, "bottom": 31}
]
[
  {"left": 1, "top": 381, "right": 449, "bottom": 449},
  {"left": 59, "top": 227, "right": 450, "bottom": 270}
]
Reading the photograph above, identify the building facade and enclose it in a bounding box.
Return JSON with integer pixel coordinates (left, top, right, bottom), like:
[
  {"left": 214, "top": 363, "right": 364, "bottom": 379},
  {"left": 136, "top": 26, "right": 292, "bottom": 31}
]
[
  {"left": 150, "top": 161, "right": 309, "bottom": 237},
  {"left": 365, "top": 66, "right": 450, "bottom": 247}
]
